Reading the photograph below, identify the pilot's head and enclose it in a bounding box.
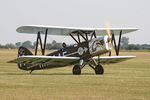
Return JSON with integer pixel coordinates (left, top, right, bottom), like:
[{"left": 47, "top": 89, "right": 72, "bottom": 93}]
[{"left": 62, "top": 42, "right": 67, "bottom": 48}]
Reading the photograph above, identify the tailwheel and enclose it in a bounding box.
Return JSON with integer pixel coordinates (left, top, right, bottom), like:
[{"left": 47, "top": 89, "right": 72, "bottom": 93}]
[
  {"left": 95, "top": 64, "right": 104, "bottom": 75},
  {"left": 72, "top": 65, "right": 81, "bottom": 75}
]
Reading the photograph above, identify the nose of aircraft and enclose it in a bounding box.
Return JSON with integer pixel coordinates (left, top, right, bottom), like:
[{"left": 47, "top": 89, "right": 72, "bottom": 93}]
[
  {"left": 104, "top": 35, "right": 112, "bottom": 51},
  {"left": 89, "top": 35, "right": 111, "bottom": 56}
]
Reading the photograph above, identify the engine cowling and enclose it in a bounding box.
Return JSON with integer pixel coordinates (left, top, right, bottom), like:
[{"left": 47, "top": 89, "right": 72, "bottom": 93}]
[{"left": 89, "top": 35, "right": 111, "bottom": 56}]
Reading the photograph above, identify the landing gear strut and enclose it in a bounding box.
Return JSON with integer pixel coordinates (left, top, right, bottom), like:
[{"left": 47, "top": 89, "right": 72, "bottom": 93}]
[
  {"left": 89, "top": 57, "right": 104, "bottom": 75},
  {"left": 95, "top": 55, "right": 104, "bottom": 74},
  {"left": 72, "top": 59, "right": 86, "bottom": 75},
  {"left": 72, "top": 65, "right": 81, "bottom": 75},
  {"left": 30, "top": 70, "right": 33, "bottom": 74}
]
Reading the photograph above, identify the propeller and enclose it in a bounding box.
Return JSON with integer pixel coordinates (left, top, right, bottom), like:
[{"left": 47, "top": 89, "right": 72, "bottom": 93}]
[
  {"left": 105, "top": 23, "right": 113, "bottom": 52},
  {"left": 105, "top": 23, "right": 111, "bottom": 42}
]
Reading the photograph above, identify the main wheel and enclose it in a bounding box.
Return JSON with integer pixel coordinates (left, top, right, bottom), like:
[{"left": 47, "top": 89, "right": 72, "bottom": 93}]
[
  {"left": 72, "top": 65, "right": 81, "bottom": 75},
  {"left": 95, "top": 64, "right": 104, "bottom": 75}
]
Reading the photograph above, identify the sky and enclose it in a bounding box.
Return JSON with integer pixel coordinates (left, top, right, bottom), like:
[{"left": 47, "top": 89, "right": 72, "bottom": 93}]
[{"left": 0, "top": 0, "right": 149, "bottom": 45}]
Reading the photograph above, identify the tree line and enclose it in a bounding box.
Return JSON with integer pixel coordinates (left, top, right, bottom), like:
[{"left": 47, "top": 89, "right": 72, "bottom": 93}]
[
  {"left": 0, "top": 37, "right": 150, "bottom": 50},
  {"left": 120, "top": 37, "right": 150, "bottom": 50},
  {"left": 0, "top": 40, "right": 62, "bottom": 49}
]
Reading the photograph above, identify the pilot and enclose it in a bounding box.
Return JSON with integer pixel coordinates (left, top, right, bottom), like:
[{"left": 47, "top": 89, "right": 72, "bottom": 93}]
[{"left": 62, "top": 42, "right": 67, "bottom": 48}]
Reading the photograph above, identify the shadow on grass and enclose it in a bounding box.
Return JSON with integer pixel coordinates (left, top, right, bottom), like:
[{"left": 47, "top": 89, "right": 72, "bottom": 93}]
[{"left": 0, "top": 72, "right": 96, "bottom": 76}]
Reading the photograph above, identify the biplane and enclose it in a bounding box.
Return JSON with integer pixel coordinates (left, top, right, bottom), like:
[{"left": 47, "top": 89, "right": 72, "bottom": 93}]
[{"left": 9, "top": 25, "right": 138, "bottom": 75}]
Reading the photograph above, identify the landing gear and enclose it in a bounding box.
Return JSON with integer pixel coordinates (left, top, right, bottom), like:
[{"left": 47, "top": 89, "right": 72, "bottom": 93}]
[
  {"left": 72, "top": 59, "right": 86, "bottom": 75},
  {"left": 72, "top": 58, "right": 104, "bottom": 75},
  {"left": 89, "top": 57, "right": 104, "bottom": 75},
  {"left": 72, "top": 65, "right": 81, "bottom": 75},
  {"left": 95, "top": 64, "right": 104, "bottom": 74},
  {"left": 30, "top": 69, "right": 34, "bottom": 74}
]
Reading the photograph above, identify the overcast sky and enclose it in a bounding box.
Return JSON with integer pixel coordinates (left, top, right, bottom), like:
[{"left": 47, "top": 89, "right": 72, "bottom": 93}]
[{"left": 0, "top": 0, "right": 149, "bottom": 44}]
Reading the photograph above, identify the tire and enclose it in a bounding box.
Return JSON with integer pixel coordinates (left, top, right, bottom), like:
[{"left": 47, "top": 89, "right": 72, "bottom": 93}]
[
  {"left": 72, "top": 65, "right": 81, "bottom": 75},
  {"left": 95, "top": 65, "right": 104, "bottom": 75}
]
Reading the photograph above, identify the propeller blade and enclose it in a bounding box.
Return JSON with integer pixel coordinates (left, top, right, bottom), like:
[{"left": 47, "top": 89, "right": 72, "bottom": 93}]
[{"left": 105, "top": 24, "right": 111, "bottom": 42}]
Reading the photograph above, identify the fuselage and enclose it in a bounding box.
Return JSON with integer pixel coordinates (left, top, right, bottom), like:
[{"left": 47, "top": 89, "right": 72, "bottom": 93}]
[
  {"left": 17, "top": 35, "right": 112, "bottom": 71},
  {"left": 47, "top": 35, "right": 111, "bottom": 58}
]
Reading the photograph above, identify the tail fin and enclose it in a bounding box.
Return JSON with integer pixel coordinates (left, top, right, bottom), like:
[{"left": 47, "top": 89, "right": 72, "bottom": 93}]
[
  {"left": 17, "top": 46, "right": 33, "bottom": 70},
  {"left": 18, "top": 46, "right": 33, "bottom": 57}
]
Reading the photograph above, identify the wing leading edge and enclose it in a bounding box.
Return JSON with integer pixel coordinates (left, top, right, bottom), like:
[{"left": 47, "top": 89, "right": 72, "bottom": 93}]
[{"left": 16, "top": 25, "right": 138, "bottom": 36}]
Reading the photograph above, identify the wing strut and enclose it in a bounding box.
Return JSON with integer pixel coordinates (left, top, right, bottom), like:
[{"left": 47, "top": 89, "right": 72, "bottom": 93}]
[
  {"left": 70, "top": 30, "right": 95, "bottom": 43},
  {"left": 35, "top": 29, "right": 48, "bottom": 55},
  {"left": 117, "top": 30, "right": 122, "bottom": 55},
  {"left": 109, "top": 30, "right": 122, "bottom": 56},
  {"left": 90, "top": 31, "right": 96, "bottom": 40},
  {"left": 43, "top": 29, "right": 48, "bottom": 54},
  {"left": 69, "top": 33, "right": 79, "bottom": 43}
]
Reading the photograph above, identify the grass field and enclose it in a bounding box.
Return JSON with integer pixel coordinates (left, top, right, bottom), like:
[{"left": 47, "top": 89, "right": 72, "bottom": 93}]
[{"left": 0, "top": 49, "right": 150, "bottom": 100}]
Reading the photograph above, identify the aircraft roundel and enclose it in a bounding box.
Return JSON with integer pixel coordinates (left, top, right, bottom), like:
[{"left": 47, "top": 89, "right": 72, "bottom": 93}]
[{"left": 78, "top": 47, "right": 84, "bottom": 55}]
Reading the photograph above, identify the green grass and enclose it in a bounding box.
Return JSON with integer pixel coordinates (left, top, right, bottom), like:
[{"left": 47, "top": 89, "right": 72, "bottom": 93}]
[{"left": 0, "top": 49, "right": 150, "bottom": 100}]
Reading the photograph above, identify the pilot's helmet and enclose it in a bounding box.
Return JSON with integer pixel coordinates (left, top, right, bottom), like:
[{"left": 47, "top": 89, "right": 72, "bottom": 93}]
[{"left": 62, "top": 42, "right": 67, "bottom": 48}]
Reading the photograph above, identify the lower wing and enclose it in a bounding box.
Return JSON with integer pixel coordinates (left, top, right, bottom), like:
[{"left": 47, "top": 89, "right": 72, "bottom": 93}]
[
  {"left": 93, "top": 56, "right": 136, "bottom": 64},
  {"left": 8, "top": 56, "right": 80, "bottom": 67},
  {"left": 9, "top": 55, "right": 135, "bottom": 66}
]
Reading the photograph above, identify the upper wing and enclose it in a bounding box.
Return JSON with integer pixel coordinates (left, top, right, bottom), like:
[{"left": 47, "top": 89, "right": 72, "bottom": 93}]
[
  {"left": 9, "top": 56, "right": 80, "bottom": 67},
  {"left": 16, "top": 25, "right": 138, "bottom": 36},
  {"left": 93, "top": 56, "right": 136, "bottom": 64}
]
